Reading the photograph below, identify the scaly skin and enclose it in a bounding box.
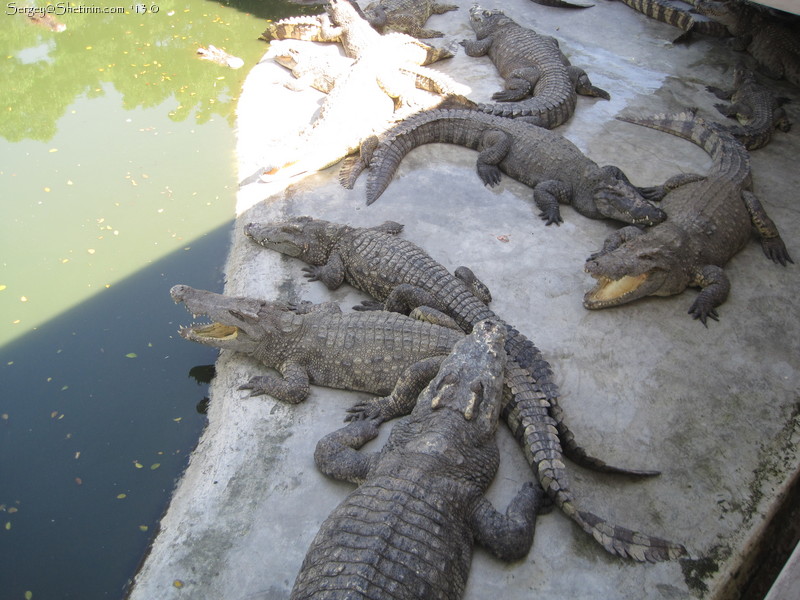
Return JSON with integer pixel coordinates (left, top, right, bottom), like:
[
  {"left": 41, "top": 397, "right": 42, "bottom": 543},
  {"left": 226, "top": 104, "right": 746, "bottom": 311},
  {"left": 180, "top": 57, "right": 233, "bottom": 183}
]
[
  {"left": 462, "top": 6, "right": 609, "bottom": 128},
  {"left": 706, "top": 64, "right": 792, "bottom": 150},
  {"left": 363, "top": 0, "right": 458, "bottom": 39},
  {"left": 171, "top": 284, "right": 660, "bottom": 477},
  {"left": 584, "top": 111, "right": 793, "bottom": 324},
  {"left": 245, "top": 218, "right": 686, "bottom": 562},
  {"left": 695, "top": 1, "right": 800, "bottom": 87},
  {"left": 253, "top": 0, "right": 467, "bottom": 181},
  {"left": 267, "top": 40, "right": 353, "bottom": 93},
  {"left": 351, "top": 108, "right": 667, "bottom": 227},
  {"left": 609, "top": 0, "right": 729, "bottom": 42},
  {"left": 291, "top": 321, "right": 546, "bottom": 599}
]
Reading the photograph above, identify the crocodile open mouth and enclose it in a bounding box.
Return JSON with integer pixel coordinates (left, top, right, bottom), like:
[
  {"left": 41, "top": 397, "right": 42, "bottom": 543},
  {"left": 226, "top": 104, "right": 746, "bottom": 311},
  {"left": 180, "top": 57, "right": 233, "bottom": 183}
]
[
  {"left": 584, "top": 273, "right": 649, "bottom": 307},
  {"left": 186, "top": 323, "right": 239, "bottom": 340}
]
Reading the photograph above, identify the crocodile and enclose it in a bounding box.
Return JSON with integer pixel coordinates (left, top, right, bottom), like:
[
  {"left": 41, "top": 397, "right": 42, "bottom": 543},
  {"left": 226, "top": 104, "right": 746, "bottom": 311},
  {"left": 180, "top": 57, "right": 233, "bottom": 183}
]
[
  {"left": 347, "top": 108, "right": 667, "bottom": 227},
  {"left": 607, "top": 0, "right": 729, "bottom": 43},
  {"left": 196, "top": 45, "right": 244, "bottom": 69},
  {"left": 461, "top": 6, "right": 610, "bottom": 128},
  {"left": 706, "top": 63, "right": 792, "bottom": 150},
  {"left": 363, "top": 0, "right": 458, "bottom": 38},
  {"left": 290, "top": 320, "right": 546, "bottom": 599},
  {"left": 170, "top": 283, "right": 659, "bottom": 478},
  {"left": 252, "top": 0, "right": 469, "bottom": 182},
  {"left": 695, "top": 0, "right": 800, "bottom": 87},
  {"left": 245, "top": 217, "right": 686, "bottom": 561},
  {"left": 266, "top": 39, "right": 353, "bottom": 93},
  {"left": 584, "top": 111, "right": 793, "bottom": 324}
]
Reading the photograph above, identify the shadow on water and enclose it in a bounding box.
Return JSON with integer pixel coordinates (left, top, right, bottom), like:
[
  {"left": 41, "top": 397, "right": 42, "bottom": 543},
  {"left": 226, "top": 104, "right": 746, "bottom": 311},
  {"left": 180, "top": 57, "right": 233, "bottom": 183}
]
[{"left": 0, "top": 221, "right": 234, "bottom": 599}]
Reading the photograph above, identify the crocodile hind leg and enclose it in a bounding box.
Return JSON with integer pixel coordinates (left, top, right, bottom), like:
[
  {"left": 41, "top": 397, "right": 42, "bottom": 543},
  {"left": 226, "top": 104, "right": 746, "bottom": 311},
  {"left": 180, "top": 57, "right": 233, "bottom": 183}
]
[
  {"left": 568, "top": 66, "right": 610, "bottom": 100},
  {"left": 741, "top": 190, "right": 794, "bottom": 266},
  {"left": 476, "top": 129, "right": 512, "bottom": 186},
  {"left": 314, "top": 416, "right": 381, "bottom": 483},
  {"left": 471, "top": 481, "right": 546, "bottom": 562}
]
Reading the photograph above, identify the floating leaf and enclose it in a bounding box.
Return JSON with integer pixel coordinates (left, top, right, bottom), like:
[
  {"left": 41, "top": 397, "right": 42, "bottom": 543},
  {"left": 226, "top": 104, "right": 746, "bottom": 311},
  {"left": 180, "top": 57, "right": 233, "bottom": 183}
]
[
  {"left": 173, "top": 417, "right": 182, "bottom": 423},
  {"left": 75, "top": 478, "right": 83, "bottom": 485},
  {"left": 139, "top": 525, "right": 149, "bottom": 532},
  {"left": 25, "top": 592, "right": 32, "bottom": 600},
  {"left": 49, "top": 148, "right": 58, "bottom": 153},
  {"left": 150, "top": 463, "right": 161, "bottom": 471},
  {"left": 4, "top": 522, "right": 10, "bottom": 530},
  {"left": 173, "top": 580, "right": 184, "bottom": 588},
  {"left": 116, "top": 493, "right": 127, "bottom": 499},
  {"left": 0, "top": 285, "right": 6, "bottom": 291},
  {"left": 125, "top": 353, "right": 137, "bottom": 359},
  {"left": 74, "top": 452, "right": 80, "bottom": 459},
  {"left": 134, "top": 461, "right": 143, "bottom": 469},
  {"left": 50, "top": 411, "right": 58, "bottom": 418}
]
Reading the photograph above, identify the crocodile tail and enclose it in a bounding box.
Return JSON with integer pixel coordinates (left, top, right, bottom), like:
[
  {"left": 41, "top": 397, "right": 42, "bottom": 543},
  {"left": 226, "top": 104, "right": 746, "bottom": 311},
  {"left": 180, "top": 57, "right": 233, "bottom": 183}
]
[
  {"left": 617, "top": 110, "right": 751, "bottom": 185},
  {"left": 549, "top": 403, "right": 662, "bottom": 477},
  {"left": 365, "top": 108, "right": 488, "bottom": 204},
  {"left": 574, "top": 510, "right": 687, "bottom": 562}
]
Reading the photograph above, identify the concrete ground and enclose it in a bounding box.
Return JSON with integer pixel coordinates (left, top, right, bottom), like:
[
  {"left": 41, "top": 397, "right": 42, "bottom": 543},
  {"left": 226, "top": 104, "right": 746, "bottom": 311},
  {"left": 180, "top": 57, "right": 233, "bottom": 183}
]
[{"left": 128, "top": 1, "right": 799, "bottom": 598}]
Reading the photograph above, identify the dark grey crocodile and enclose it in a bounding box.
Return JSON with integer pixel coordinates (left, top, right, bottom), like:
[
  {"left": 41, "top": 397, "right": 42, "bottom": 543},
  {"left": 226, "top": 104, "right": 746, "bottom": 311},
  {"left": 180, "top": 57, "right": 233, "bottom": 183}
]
[
  {"left": 347, "top": 108, "right": 667, "bottom": 227},
  {"left": 170, "top": 283, "right": 659, "bottom": 478},
  {"left": 584, "top": 111, "right": 793, "bottom": 324},
  {"left": 290, "top": 320, "right": 545, "bottom": 599},
  {"left": 608, "top": 0, "right": 729, "bottom": 43},
  {"left": 706, "top": 63, "right": 792, "bottom": 150},
  {"left": 461, "top": 6, "right": 610, "bottom": 128},
  {"left": 245, "top": 217, "right": 686, "bottom": 561},
  {"left": 363, "top": 0, "right": 458, "bottom": 38},
  {"left": 695, "top": 0, "right": 800, "bottom": 87},
  {"left": 252, "top": 0, "right": 469, "bottom": 182}
]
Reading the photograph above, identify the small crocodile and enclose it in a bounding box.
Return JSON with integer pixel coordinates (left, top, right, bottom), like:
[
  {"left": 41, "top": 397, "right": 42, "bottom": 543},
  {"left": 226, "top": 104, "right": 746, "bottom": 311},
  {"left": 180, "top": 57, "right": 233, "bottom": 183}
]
[
  {"left": 363, "top": 0, "right": 458, "bottom": 38},
  {"left": 695, "top": 0, "right": 800, "bottom": 87},
  {"left": 170, "top": 283, "right": 658, "bottom": 479},
  {"left": 584, "top": 111, "right": 793, "bottom": 324},
  {"left": 245, "top": 217, "right": 686, "bottom": 561},
  {"left": 461, "top": 6, "right": 610, "bottom": 128},
  {"left": 196, "top": 45, "right": 244, "bottom": 69},
  {"left": 608, "top": 0, "right": 729, "bottom": 43},
  {"left": 348, "top": 108, "right": 667, "bottom": 227},
  {"left": 706, "top": 63, "right": 792, "bottom": 150},
  {"left": 290, "top": 320, "right": 546, "bottom": 599}
]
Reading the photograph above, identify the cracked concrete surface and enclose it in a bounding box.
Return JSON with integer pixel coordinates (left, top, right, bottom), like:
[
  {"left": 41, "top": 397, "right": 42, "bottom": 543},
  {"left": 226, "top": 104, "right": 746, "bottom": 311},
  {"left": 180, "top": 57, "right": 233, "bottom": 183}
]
[{"left": 128, "top": 1, "right": 800, "bottom": 598}]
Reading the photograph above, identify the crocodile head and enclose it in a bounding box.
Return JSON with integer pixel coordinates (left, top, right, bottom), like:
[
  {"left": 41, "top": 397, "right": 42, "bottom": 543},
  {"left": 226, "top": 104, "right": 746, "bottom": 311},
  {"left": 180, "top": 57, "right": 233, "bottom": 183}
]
[
  {"left": 468, "top": 5, "right": 515, "bottom": 39},
  {"left": 583, "top": 233, "right": 688, "bottom": 309},
  {"left": 417, "top": 319, "right": 507, "bottom": 435},
  {"left": 244, "top": 216, "right": 345, "bottom": 265},
  {"left": 170, "top": 284, "right": 289, "bottom": 354},
  {"left": 693, "top": 1, "right": 746, "bottom": 33},
  {"left": 589, "top": 172, "right": 667, "bottom": 226}
]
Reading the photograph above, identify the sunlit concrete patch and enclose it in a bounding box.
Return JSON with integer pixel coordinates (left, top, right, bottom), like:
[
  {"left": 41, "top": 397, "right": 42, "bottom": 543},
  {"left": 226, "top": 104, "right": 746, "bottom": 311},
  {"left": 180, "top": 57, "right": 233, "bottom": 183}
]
[{"left": 128, "top": 1, "right": 800, "bottom": 598}]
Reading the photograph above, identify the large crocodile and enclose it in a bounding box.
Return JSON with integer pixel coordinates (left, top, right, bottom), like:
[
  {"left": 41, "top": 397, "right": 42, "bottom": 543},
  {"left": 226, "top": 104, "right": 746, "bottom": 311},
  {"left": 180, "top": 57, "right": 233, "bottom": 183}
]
[
  {"left": 170, "top": 283, "right": 658, "bottom": 478},
  {"left": 584, "top": 111, "right": 793, "bottom": 324},
  {"left": 706, "top": 63, "right": 792, "bottom": 150},
  {"left": 695, "top": 0, "right": 800, "bottom": 88},
  {"left": 253, "top": 0, "right": 469, "bottom": 181},
  {"left": 461, "top": 6, "right": 610, "bottom": 128},
  {"left": 245, "top": 217, "right": 686, "bottom": 561},
  {"left": 266, "top": 39, "right": 353, "bottom": 93},
  {"left": 608, "top": 0, "right": 729, "bottom": 43},
  {"left": 347, "top": 108, "right": 667, "bottom": 227},
  {"left": 363, "top": 0, "right": 458, "bottom": 38},
  {"left": 290, "top": 320, "right": 545, "bottom": 599}
]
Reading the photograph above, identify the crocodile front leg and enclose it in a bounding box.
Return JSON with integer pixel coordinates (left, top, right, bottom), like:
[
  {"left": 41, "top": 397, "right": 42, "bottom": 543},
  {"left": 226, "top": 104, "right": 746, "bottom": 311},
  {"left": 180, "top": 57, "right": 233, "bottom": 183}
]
[
  {"left": 302, "top": 251, "right": 346, "bottom": 289},
  {"left": 532, "top": 180, "right": 571, "bottom": 226},
  {"left": 688, "top": 264, "right": 730, "bottom": 325},
  {"left": 346, "top": 356, "right": 445, "bottom": 422},
  {"left": 741, "top": 190, "right": 794, "bottom": 266},
  {"left": 493, "top": 66, "right": 542, "bottom": 102},
  {"left": 238, "top": 361, "right": 310, "bottom": 403},
  {"left": 460, "top": 36, "right": 493, "bottom": 57},
  {"left": 314, "top": 416, "right": 381, "bottom": 484},
  {"left": 471, "top": 481, "right": 545, "bottom": 561}
]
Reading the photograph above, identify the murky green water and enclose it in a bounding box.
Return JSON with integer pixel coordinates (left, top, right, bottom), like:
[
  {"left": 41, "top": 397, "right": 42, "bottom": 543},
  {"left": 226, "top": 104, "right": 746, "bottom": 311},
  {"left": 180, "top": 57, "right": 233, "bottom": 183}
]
[{"left": 0, "top": 1, "right": 317, "bottom": 597}]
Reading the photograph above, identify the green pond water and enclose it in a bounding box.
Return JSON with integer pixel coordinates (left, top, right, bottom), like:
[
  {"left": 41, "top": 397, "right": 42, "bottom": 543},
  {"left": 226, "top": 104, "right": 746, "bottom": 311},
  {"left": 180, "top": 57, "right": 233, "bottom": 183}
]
[{"left": 0, "top": 1, "right": 318, "bottom": 597}]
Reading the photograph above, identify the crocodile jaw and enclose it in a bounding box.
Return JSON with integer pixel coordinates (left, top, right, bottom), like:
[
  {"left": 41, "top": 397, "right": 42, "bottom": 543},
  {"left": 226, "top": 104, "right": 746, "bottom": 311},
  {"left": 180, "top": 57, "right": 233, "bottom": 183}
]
[
  {"left": 181, "top": 322, "right": 239, "bottom": 341},
  {"left": 583, "top": 273, "right": 651, "bottom": 308}
]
